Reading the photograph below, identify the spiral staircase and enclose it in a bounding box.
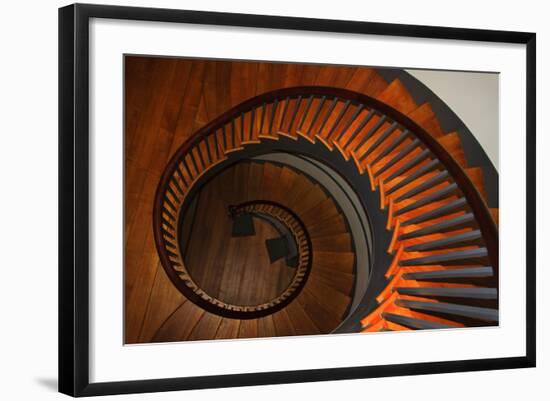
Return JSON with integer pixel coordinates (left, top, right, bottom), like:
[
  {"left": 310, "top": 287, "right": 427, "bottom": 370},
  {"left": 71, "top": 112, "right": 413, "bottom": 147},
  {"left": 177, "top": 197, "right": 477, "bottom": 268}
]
[{"left": 125, "top": 58, "right": 498, "bottom": 343}]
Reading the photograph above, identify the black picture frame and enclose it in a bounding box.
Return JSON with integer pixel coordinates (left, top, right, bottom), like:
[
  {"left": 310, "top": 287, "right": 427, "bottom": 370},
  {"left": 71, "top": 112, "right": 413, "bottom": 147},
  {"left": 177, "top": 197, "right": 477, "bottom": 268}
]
[{"left": 59, "top": 3, "right": 536, "bottom": 397}]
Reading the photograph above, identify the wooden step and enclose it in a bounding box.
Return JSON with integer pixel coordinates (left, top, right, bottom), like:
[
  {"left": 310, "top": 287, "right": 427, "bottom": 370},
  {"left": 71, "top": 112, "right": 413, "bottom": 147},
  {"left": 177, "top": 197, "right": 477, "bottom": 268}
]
[
  {"left": 308, "top": 213, "right": 349, "bottom": 238},
  {"left": 346, "top": 69, "right": 387, "bottom": 97},
  {"left": 299, "top": 197, "right": 341, "bottom": 226},
  {"left": 246, "top": 162, "right": 265, "bottom": 201},
  {"left": 465, "top": 167, "right": 488, "bottom": 202},
  {"left": 187, "top": 311, "right": 223, "bottom": 341},
  {"left": 285, "top": 300, "right": 321, "bottom": 335},
  {"left": 215, "top": 318, "right": 241, "bottom": 340},
  {"left": 377, "top": 79, "right": 418, "bottom": 115},
  {"left": 271, "top": 309, "right": 297, "bottom": 337},
  {"left": 270, "top": 166, "right": 298, "bottom": 204},
  {"left": 259, "top": 162, "right": 282, "bottom": 197},
  {"left": 437, "top": 132, "right": 466, "bottom": 167},
  {"left": 257, "top": 315, "right": 277, "bottom": 338},
  {"left": 233, "top": 162, "right": 250, "bottom": 204},
  {"left": 295, "top": 288, "right": 342, "bottom": 333},
  {"left": 311, "top": 267, "right": 354, "bottom": 295},
  {"left": 305, "top": 276, "right": 351, "bottom": 319},
  {"left": 238, "top": 319, "right": 259, "bottom": 339},
  {"left": 152, "top": 300, "right": 205, "bottom": 342},
  {"left": 407, "top": 102, "right": 445, "bottom": 139},
  {"left": 284, "top": 173, "right": 319, "bottom": 208},
  {"left": 311, "top": 233, "right": 352, "bottom": 252},
  {"left": 293, "top": 185, "right": 327, "bottom": 216},
  {"left": 312, "top": 251, "right": 355, "bottom": 274}
]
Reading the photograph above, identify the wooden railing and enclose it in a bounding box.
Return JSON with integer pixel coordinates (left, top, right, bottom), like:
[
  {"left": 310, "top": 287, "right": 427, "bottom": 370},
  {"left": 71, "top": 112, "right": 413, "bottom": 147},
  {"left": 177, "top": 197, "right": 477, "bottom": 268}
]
[
  {"left": 155, "top": 195, "right": 312, "bottom": 318},
  {"left": 153, "top": 86, "right": 498, "bottom": 322}
]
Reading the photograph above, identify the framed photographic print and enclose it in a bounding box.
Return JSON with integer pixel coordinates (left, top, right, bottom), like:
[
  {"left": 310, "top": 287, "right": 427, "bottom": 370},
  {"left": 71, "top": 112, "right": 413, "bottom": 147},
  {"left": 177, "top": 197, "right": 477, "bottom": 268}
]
[{"left": 58, "top": 3, "right": 536, "bottom": 397}]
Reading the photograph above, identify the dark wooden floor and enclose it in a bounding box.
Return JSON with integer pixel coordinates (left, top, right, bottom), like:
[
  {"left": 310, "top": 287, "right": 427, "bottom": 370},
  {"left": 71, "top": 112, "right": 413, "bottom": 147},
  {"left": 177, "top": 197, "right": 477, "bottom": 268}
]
[{"left": 184, "top": 163, "right": 296, "bottom": 306}]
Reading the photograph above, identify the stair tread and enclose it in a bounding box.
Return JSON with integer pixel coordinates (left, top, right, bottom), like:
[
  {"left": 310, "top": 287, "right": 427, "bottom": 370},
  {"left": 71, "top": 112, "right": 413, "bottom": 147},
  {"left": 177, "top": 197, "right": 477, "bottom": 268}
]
[
  {"left": 306, "top": 276, "right": 351, "bottom": 318},
  {"left": 246, "top": 162, "right": 265, "bottom": 200},
  {"left": 285, "top": 300, "right": 322, "bottom": 335},
  {"left": 187, "top": 311, "right": 223, "bottom": 341},
  {"left": 295, "top": 288, "right": 342, "bottom": 333},
  {"left": 300, "top": 196, "right": 341, "bottom": 224},
  {"left": 437, "top": 132, "right": 467, "bottom": 167},
  {"left": 259, "top": 162, "right": 282, "bottom": 196},
  {"left": 238, "top": 319, "right": 259, "bottom": 339},
  {"left": 311, "top": 233, "right": 352, "bottom": 252},
  {"left": 377, "top": 79, "right": 418, "bottom": 115},
  {"left": 308, "top": 213, "right": 349, "bottom": 238},
  {"left": 311, "top": 268, "right": 354, "bottom": 295},
  {"left": 271, "top": 309, "right": 297, "bottom": 337},
  {"left": 312, "top": 251, "right": 355, "bottom": 274},
  {"left": 407, "top": 102, "right": 445, "bottom": 138},
  {"left": 346, "top": 69, "right": 387, "bottom": 97},
  {"left": 257, "top": 315, "right": 277, "bottom": 338},
  {"left": 465, "top": 167, "right": 488, "bottom": 202},
  {"left": 215, "top": 318, "right": 241, "bottom": 339},
  {"left": 152, "top": 300, "right": 205, "bottom": 342}
]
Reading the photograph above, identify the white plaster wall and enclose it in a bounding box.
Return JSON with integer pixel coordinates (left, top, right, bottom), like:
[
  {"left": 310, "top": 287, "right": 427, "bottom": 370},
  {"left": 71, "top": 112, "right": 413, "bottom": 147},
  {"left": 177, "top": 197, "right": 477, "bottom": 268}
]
[{"left": 407, "top": 69, "right": 500, "bottom": 171}]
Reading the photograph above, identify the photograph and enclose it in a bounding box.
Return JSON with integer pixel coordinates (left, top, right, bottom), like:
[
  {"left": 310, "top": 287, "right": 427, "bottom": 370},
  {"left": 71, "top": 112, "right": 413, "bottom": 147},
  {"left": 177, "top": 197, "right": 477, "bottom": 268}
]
[
  {"left": 124, "top": 56, "right": 500, "bottom": 344},
  {"left": 0, "top": 0, "right": 544, "bottom": 398},
  {"left": 53, "top": 2, "right": 538, "bottom": 396}
]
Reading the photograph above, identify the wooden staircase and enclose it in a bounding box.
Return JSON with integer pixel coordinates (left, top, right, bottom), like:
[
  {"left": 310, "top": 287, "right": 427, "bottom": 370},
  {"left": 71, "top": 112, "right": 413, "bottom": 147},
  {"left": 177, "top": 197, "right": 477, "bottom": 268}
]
[
  {"left": 153, "top": 161, "right": 355, "bottom": 341},
  {"left": 145, "top": 62, "right": 498, "bottom": 342}
]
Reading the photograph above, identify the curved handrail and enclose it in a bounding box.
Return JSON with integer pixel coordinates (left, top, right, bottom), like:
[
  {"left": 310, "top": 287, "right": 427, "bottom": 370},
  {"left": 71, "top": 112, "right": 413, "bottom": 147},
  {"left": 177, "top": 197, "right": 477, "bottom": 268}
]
[
  {"left": 157, "top": 196, "right": 312, "bottom": 319},
  {"left": 153, "top": 86, "right": 499, "bottom": 322}
]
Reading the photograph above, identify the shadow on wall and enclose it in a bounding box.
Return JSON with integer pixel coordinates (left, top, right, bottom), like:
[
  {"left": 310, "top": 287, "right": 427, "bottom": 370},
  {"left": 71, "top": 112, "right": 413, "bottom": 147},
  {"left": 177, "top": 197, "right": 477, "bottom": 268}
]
[{"left": 35, "top": 377, "right": 57, "bottom": 392}]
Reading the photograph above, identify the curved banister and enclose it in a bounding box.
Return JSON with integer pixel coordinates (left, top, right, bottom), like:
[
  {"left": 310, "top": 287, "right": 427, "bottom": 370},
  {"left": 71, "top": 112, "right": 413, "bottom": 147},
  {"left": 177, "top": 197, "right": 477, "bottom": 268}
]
[
  {"left": 153, "top": 86, "right": 498, "bottom": 323},
  {"left": 156, "top": 195, "right": 313, "bottom": 319}
]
